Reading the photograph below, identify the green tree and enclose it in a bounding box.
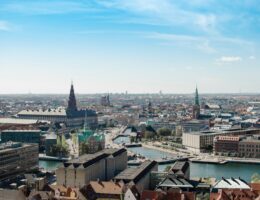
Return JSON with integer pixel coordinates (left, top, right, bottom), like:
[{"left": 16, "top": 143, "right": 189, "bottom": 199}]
[
  {"left": 144, "top": 131, "right": 155, "bottom": 139},
  {"left": 50, "top": 144, "right": 69, "bottom": 157},
  {"left": 146, "top": 125, "right": 156, "bottom": 133},
  {"left": 158, "top": 127, "right": 171, "bottom": 137},
  {"left": 80, "top": 142, "right": 90, "bottom": 155}
]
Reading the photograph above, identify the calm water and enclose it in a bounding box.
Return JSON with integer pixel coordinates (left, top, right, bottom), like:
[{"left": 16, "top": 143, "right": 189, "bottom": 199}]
[
  {"left": 39, "top": 160, "right": 62, "bottom": 171},
  {"left": 159, "top": 163, "right": 260, "bottom": 181},
  {"left": 113, "top": 136, "right": 260, "bottom": 181},
  {"left": 39, "top": 136, "right": 260, "bottom": 182},
  {"left": 129, "top": 146, "right": 177, "bottom": 159},
  {"left": 39, "top": 160, "right": 259, "bottom": 182}
]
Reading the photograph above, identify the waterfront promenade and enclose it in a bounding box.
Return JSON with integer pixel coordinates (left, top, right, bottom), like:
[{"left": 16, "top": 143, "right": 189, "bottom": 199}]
[
  {"left": 109, "top": 127, "right": 260, "bottom": 165},
  {"left": 39, "top": 127, "right": 260, "bottom": 181}
]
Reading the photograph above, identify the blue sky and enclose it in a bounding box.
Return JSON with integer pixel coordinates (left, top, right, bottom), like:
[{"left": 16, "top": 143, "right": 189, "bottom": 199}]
[{"left": 0, "top": 0, "right": 259, "bottom": 94}]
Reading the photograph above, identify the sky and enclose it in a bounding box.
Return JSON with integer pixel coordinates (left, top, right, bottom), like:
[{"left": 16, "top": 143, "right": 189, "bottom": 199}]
[{"left": 0, "top": 0, "right": 259, "bottom": 94}]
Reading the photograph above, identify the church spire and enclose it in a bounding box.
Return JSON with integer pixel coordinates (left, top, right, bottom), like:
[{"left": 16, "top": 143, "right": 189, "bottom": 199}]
[
  {"left": 195, "top": 86, "right": 200, "bottom": 106},
  {"left": 67, "top": 83, "right": 77, "bottom": 113}
]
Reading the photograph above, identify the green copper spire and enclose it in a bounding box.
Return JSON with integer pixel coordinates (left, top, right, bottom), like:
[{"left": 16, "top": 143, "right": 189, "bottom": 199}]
[{"left": 195, "top": 86, "right": 200, "bottom": 106}]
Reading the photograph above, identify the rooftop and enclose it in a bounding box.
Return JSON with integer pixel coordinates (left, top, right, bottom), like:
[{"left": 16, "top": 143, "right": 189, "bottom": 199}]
[
  {"left": 63, "top": 148, "right": 126, "bottom": 168},
  {"left": 158, "top": 175, "right": 194, "bottom": 188},
  {"left": 171, "top": 161, "right": 189, "bottom": 172},
  {"left": 0, "top": 118, "right": 38, "bottom": 125},
  {"left": 184, "top": 128, "right": 260, "bottom": 136},
  {"left": 18, "top": 108, "right": 66, "bottom": 117},
  {"left": 1, "top": 129, "right": 42, "bottom": 133},
  {"left": 114, "top": 160, "right": 157, "bottom": 184},
  {"left": 88, "top": 181, "right": 124, "bottom": 195},
  {"left": 0, "top": 142, "right": 37, "bottom": 152},
  {"left": 214, "top": 178, "right": 250, "bottom": 189},
  {"left": 215, "top": 136, "right": 240, "bottom": 141}
]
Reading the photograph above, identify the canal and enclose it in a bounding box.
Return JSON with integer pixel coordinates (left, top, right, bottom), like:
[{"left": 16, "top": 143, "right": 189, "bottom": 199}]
[
  {"left": 39, "top": 136, "right": 260, "bottom": 182},
  {"left": 114, "top": 136, "right": 260, "bottom": 181}
]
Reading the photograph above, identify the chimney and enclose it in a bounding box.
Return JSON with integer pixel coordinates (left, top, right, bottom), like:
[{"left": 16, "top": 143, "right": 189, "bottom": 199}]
[{"left": 97, "top": 179, "right": 103, "bottom": 187}]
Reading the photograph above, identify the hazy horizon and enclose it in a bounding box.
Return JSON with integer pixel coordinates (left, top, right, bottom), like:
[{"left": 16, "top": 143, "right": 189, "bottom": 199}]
[{"left": 0, "top": 91, "right": 260, "bottom": 96}]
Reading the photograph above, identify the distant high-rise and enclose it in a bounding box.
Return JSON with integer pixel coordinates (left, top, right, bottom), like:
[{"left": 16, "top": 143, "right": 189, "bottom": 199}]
[
  {"left": 67, "top": 83, "right": 77, "bottom": 113},
  {"left": 193, "top": 86, "right": 200, "bottom": 119}
]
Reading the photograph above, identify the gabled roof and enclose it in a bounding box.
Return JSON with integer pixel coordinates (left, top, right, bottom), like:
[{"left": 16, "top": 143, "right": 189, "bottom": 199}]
[
  {"left": 214, "top": 178, "right": 250, "bottom": 189},
  {"left": 114, "top": 160, "right": 157, "bottom": 184},
  {"left": 158, "top": 175, "right": 194, "bottom": 189},
  {"left": 18, "top": 108, "right": 67, "bottom": 116},
  {"left": 63, "top": 148, "right": 126, "bottom": 168},
  {"left": 88, "top": 181, "right": 124, "bottom": 195},
  {"left": 126, "top": 185, "right": 140, "bottom": 199}
]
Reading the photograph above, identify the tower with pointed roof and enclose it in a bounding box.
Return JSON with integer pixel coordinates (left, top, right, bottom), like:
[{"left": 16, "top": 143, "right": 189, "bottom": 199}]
[
  {"left": 67, "top": 83, "right": 78, "bottom": 114},
  {"left": 193, "top": 86, "right": 200, "bottom": 119},
  {"left": 195, "top": 86, "right": 200, "bottom": 106}
]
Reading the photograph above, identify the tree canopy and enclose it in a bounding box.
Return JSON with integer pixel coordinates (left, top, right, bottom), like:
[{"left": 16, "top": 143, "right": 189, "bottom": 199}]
[{"left": 158, "top": 127, "right": 172, "bottom": 136}]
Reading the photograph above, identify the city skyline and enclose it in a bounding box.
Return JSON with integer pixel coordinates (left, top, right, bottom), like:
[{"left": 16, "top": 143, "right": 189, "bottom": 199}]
[{"left": 1, "top": 0, "right": 260, "bottom": 94}]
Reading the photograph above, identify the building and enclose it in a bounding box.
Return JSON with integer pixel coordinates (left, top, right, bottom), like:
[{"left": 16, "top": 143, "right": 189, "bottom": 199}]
[
  {"left": 82, "top": 181, "right": 125, "bottom": 200},
  {"left": 192, "top": 86, "right": 200, "bottom": 119},
  {"left": 213, "top": 177, "right": 250, "bottom": 190},
  {"left": 0, "top": 189, "right": 27, "bottom": 200},
  {"left": 210, "top": 189, "right": 260, "bottom": 200},
  {"left": 180, "top": 120, "right": 209, "bottom": 133},
  {"left": 140, "top": 190, "right": 166, "bottom": 200},
  {"left": 0, "top": 142, "right": 38, "bottom": 180},
  {"left": 183, "top": 128, "right": 260, "bottom": 153},
  {"left": 146, "top": 120, "right": 177, "bottom": 132},
  {"left": 157, "top": 174, "right": 194, "bottom": 191},
  {"left": 0, "top": 118, "right": 39, "bottom": 126},
  {"left": 100, "top": 94, "right": 110, "bottom": 106},
  {"left": 171, "top": 161, "right": 190, "bottom": 179},
  {"left": 44, "top": 132, "right": 57, "bottom": 156},
  {"left": 182, "top": 131, "right": 219, "bottom": 153},
  {"left": 47, "top": 185, "right": 87, "bottom": 200},
  {"left": 213, "top": 135, "right": 260, "bottom": 158},
  {"left": 140, "top": 190, "right": 196, "bottom": 200},
  {"left": 204, "top": 103, "right": 221, "bottom": 110},
  {"left": 213, "top": 136, "right": 240, "bottom": 155},
  {"left": 56, "top": 148, "right": 127, "bottom": 188},
  {"left": 78, "top": 125, "right": 105, "bottom": 155},
  {"left": 238, "top": 135, "right": 260, "bottom": 158},
  {"left": 0, "top": 129, "right": 42, "bottom": 144},
  {"left": 17, "top": 84, "right": 98, "bottom": 129},
  {"left": 113, "top": 160, "right": 158, "bottom": 193},
  {"left": 124, "top": 186, "right": 140, "bottom": 200}
]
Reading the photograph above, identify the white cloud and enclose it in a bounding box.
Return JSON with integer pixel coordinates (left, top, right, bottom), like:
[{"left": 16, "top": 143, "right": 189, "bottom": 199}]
[
  {"left": 218, "top": 56, "right": 242, "bottom": 62},
  {"left": 96, "top": 0, "right": 218, "bottom": 33},
  {"left": 249, "top": 56, "right": 255, "bottom": 60},
  {"left": 0, "top": 20, "right": 10, "bottom": 31},
  {"left": 147, "top": 32, "right": 252, "bottom": 54}
]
